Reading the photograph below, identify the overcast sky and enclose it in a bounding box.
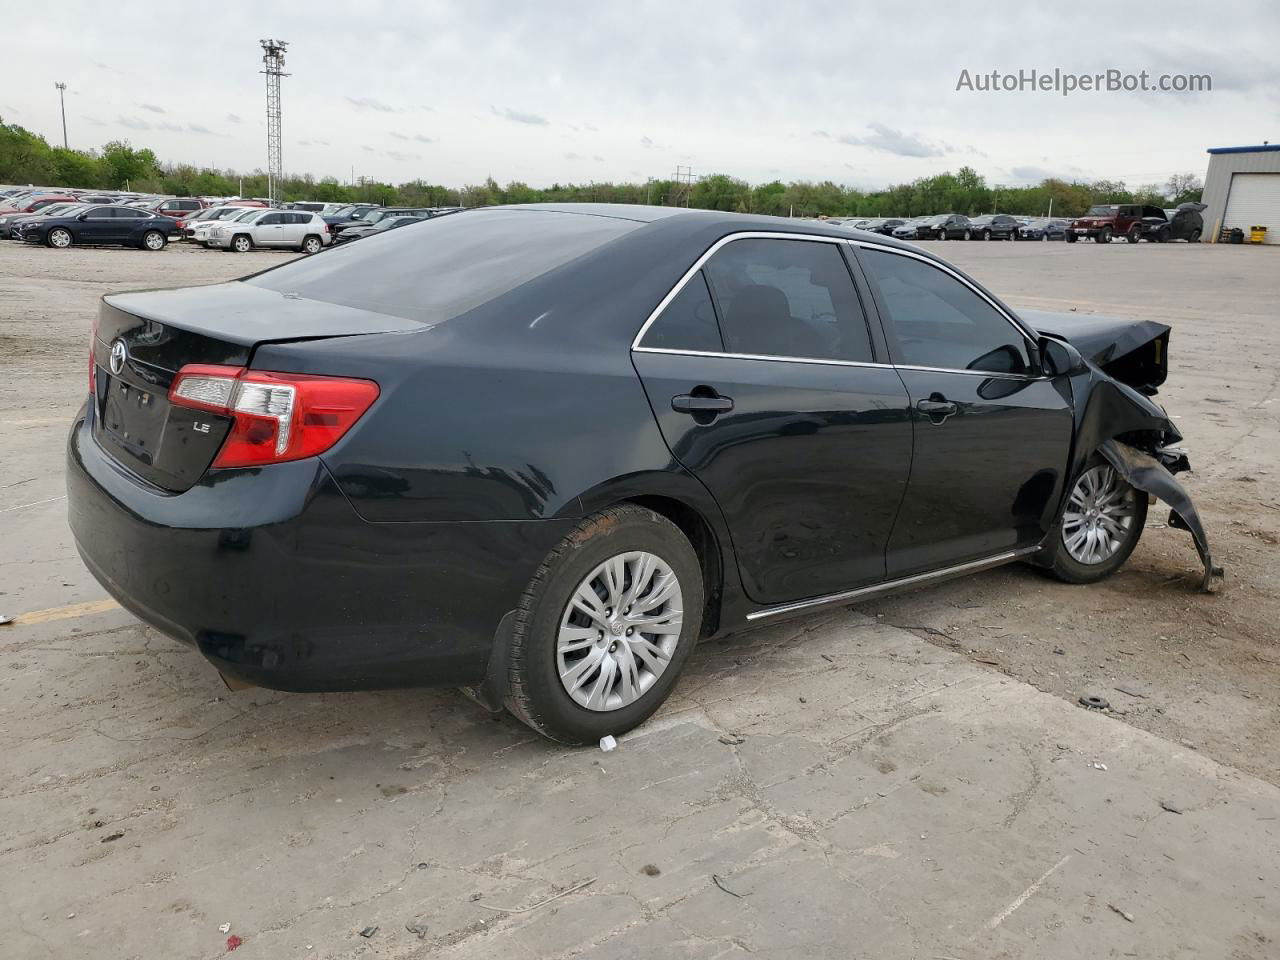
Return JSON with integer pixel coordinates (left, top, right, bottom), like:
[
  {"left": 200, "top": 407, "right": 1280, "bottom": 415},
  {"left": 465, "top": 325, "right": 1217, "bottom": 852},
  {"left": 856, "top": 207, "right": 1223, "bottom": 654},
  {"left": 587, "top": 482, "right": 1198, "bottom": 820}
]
[{"left": 4, "top": 0, "right": 1277, "bottom": 191}]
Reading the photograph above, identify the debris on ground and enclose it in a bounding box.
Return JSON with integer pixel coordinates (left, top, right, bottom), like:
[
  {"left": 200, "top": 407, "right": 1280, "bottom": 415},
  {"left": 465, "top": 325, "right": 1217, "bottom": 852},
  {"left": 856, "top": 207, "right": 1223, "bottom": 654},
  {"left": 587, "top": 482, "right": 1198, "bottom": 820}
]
[
  {"left": 468, "top": 892, "right": 483, "bottom": 902},
  {"left": 217, "top": 923, "right": 231, "bottom": 934},
  {"left": 718, "top": 733, "right": 745, "bottom": 746},
  {"left": 1090, "top": 761, "right": 1109, "bottom": 771},
  {"left": 100, "top": 832, "right": 124, "bottom": 843},
  {"left": 711, "top": 874, "right": 746, "bottom": 898},
  {"left": 225, "top": 935, "right": 243, "bottom": 951},
  {"left": 405, "top": 921, "right": 429, "bottom": 940},
  {"left": 358, "top": 925, "right": 378, "bottom": 938},
  {"left": 475, "top": 877, "right": 596, "bottom": 914},
  {"left": 1108, "top": 903, "right": 1136, "bottom": 923},
  {"left": 640, "top": 864, "right": 661, "bottom": 877},
  {"left": 1053, "top": 646, "right": 1066, "bottom": 655},
  {"left": 599, "top": 735, "right": 617, "bottom": 752},
  {"left": 1079, "top": 695, "right": 1110, "bottom": 710},
  {"left": 821, "top": 654, "right": 835, "bottom": 663},
  {"left": 1114, "top": 685, "right": 1149, "bottom": 700},
  {"left": 0, "top": 615, "right": 12, "bottom": 626},
  {"left": 1160, "top": 800, "right": 1184, "bottom": 815}
]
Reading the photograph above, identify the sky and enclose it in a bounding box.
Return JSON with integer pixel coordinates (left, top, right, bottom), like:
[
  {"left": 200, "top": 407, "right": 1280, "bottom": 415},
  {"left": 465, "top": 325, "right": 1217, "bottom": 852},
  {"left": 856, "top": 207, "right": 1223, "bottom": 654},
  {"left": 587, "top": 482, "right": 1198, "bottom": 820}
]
[{"left": 3, "top": 0, "right": 1278, "bottom": 192}]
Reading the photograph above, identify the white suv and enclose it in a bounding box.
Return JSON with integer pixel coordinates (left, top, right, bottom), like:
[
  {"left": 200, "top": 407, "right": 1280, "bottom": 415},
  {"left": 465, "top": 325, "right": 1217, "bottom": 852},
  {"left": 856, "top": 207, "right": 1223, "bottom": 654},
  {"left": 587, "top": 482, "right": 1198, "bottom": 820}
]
[{"left": 206, "top": 210, "right": 332, "bottom": 254}]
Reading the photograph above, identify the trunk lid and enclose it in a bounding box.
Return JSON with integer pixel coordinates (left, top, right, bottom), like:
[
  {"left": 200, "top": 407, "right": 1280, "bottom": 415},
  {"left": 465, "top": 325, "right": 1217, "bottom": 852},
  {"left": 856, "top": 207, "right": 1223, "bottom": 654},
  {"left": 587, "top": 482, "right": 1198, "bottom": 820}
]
[{"left": 92, "top": 283, "right": 422, "bottom": 492}]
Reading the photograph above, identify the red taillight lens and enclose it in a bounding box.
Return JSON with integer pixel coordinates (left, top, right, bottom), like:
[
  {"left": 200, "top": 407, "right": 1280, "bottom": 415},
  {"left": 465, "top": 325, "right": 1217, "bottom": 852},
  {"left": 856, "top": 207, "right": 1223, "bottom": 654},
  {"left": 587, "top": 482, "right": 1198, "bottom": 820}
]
[{"left": 169, "top": 364, "right": 379, "bottom": 468}]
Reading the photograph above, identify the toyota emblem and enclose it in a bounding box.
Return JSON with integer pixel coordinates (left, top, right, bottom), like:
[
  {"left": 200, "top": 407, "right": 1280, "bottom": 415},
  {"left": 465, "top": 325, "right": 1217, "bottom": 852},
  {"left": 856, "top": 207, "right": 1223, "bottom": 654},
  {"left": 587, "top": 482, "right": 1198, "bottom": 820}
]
[{"left": 109, "top": 339, "right": 128, "bottom": 376}]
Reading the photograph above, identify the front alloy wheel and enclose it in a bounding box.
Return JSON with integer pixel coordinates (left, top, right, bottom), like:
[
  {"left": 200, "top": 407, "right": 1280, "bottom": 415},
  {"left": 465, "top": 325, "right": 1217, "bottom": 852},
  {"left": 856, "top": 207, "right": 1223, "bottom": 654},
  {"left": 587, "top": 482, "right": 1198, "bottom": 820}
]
[
  {"left": 47, "top": 227, "right": 72, "bottom": 248},
  {"left": 1048, "top": 458, "right": 1147, "bottom": 584},
  {"left": 232, "top": 235, "right": 252, "bottom": 253}
]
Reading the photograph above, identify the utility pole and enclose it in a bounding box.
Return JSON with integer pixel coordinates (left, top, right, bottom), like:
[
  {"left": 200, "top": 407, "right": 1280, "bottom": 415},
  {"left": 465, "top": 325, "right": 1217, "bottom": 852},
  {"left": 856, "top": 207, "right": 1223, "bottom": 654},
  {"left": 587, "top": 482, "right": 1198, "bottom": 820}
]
[
  {"left": 672, "top": 166, "right": 695, "bottom": 208},
  {"left": 54, "top": 82, "right": 68, "bottom": 149},
  {"left": 259, "top": 39, "right": 290, "bottom": 205}
]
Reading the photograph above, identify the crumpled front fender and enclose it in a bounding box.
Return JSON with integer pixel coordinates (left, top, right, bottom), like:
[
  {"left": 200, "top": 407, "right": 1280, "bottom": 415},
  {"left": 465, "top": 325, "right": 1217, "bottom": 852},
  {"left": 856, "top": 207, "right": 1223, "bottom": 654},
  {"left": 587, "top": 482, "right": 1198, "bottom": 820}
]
[{"left": 1098, "top": 439, "right": 1224, "bottom": 592}]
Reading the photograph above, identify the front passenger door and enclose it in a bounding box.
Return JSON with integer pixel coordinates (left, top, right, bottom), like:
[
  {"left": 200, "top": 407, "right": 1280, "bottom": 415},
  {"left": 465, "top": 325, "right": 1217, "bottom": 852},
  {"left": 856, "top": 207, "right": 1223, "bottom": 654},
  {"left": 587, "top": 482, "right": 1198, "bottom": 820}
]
[
  {"left": 855, "top": 246, "right": 1073, "bottom": 578},
  {"left": 256, "top": 212, "right": 287, "bottom": 246}
]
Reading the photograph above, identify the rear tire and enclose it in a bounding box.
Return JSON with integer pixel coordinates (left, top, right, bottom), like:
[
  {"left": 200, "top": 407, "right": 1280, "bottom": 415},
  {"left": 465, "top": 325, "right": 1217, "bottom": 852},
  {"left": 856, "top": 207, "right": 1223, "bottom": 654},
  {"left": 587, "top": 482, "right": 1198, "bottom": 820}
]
[
  {"left": 1189, "top": 229, "right": 1201, "bottom": 243},
  {"left": 1127, "top": 225, "right": 1142, "bottom": 244},
  {"left": 1047, "top": 455, "right": 1147, "bottom": 584},
  {"left": 300, "top": 235, "right": 323, "bottom": 255},
  {"left": 141, "top": 230, "right": 166, "bottom": 251},
  {"left": 506, "top": 505, "right": 703, "bottom": 744}
]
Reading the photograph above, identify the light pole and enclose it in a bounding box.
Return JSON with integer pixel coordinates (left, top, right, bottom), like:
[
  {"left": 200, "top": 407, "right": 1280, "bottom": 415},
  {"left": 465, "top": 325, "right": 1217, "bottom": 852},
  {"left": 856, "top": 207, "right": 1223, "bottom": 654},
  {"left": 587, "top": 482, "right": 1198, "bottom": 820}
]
[{"left": 54, "top": 82, "right": 68, "bottom": 149}]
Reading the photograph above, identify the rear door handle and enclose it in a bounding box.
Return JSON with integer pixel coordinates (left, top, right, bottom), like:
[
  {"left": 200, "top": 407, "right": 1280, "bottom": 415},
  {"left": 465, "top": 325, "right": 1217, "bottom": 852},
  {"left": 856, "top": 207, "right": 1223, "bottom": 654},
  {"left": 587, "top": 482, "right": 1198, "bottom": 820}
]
[{"left": 672, "top": 394, "right": 734, "bottom": 415}]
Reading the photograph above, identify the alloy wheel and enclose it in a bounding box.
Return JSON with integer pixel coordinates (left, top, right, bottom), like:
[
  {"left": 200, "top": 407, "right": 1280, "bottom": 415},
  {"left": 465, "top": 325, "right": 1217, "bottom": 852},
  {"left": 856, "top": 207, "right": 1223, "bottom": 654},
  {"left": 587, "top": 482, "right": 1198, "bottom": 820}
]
[
  {"left": 49, "top": 228, "right": 71, "bottom": 248},
  {"left": 233, "top": 236, "right": 251, "bottom": 252},
  {"left": 556, "top": 551, "right": 683, "bottom": 712},
  {"left": 143, "top": 231, "right": 165, "bottom": 250},
  {"left": 1062, "top": 465, "right": 1137, "bottom": 565}
]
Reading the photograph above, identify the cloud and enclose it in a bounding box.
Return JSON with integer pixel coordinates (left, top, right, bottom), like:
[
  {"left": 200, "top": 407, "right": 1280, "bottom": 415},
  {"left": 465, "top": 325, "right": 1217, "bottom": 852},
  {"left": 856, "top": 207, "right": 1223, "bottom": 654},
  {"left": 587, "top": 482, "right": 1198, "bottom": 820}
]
[
  {"left": 564, "top": 151, "right": 584, "bottom": 160},
  {"left": 640, "top": 136, "right": 656, "bottom": 148},
  {"left": 226, "top": 113, "right": 241, "bottom": 124},
  {"left": 387, "top": 150, "right": 421, "bottom": 162},
  {"left": 347, "top": 96, "right": 395, "bottom": 112},
  {"left": 297, "top": 139, "right": 313, "bottom": 146},
  {"left": 118, "top": 116, "right": 151, "bottom": 131},
  {"left": 583, "top": 122, "right": 599, "bottom": 133},
  {"left": 140, "top": 103, "right": 166, "bottom": 114},
  {"left": 593, "top": 154, "right": 605, "bottom": 162},
  {"left": 157, "top": 121, "right": 183, "bottom": 132},
  {"left": 837, "top": 123, "right": 943, "bottom": 158},
  {"left": 187, "top": 123, "right": 216, "bottom": 135},
  {"left": 812, "top": 129, "right": 831, "bottom": 139},
  {"left": 361, "top": 145, "right": 374, "bottom": 152},
  {"left": 413, "top": 134, "right": 434, "bottom": 144},
  {"left": 492, "top": 106, "right": 549, "bottom": 125},
  {"left": 390, "top": 132, "right": 409, "bottom": 140}
]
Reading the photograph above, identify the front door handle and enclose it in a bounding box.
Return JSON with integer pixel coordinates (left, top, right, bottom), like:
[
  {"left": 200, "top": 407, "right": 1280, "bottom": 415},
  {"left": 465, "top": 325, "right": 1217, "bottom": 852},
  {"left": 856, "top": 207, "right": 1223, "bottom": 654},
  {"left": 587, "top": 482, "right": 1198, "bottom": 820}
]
[
  {"left": 672, "top": 394, "right": 734, "bottom": 415},
  {"left": 916, "top": 397, "right": 958, "bottom": 423}
]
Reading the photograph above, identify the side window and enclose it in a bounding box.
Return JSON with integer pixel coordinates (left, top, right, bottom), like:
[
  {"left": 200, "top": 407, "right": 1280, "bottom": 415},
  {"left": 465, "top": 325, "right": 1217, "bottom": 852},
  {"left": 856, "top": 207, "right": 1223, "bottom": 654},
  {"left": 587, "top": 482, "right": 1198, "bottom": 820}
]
[
  {"left": 260, "top": 213, "right": 282, "bottom": 225},
  {"left": 859, "top": 249, "right": 1031, "bottom": 375},
  {"left": 640, "top": 270, "right": 723, "bottom": 353},
  {"left": 702, "top": 238, "right": 873, "bottom": 363}
]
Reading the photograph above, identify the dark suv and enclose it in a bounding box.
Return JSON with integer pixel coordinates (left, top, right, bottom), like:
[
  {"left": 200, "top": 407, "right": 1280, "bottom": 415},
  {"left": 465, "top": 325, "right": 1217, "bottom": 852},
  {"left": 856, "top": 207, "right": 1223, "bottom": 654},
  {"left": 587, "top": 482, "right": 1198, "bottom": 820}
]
[
  {"left": 1138, "top": 203, "right": 1205, "bottom": 243},
  {"left": 966, "top": 214, "right": 1020, "bottom": 241},
  {"left": 1067, "top": 204, "right": 1164, "bottom": 244}
]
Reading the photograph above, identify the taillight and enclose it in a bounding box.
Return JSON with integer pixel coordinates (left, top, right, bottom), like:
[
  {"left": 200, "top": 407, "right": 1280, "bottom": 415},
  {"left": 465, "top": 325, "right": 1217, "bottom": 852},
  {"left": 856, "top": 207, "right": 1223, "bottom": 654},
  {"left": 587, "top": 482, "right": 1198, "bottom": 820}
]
[{"left": 169, "top": 364, "right": 378, "bottom": 468}]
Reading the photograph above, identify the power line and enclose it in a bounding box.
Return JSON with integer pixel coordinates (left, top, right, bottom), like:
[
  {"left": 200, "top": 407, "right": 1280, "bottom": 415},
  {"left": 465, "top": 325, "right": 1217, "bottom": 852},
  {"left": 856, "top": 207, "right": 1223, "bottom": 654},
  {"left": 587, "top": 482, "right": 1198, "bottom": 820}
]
[{"left": 259, "top": 39, "right": 290, "bottom": 204}]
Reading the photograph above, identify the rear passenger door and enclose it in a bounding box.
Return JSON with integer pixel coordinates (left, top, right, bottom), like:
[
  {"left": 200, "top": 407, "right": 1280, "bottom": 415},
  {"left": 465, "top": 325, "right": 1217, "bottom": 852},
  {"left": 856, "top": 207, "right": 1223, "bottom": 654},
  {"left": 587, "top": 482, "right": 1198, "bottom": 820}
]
[
  {"left": 632, "top": 235, "right": 914, "bottom": 605},
  {"left": 282, "top": 213, "right": 310, "bottom": 246},
  {"left": 853, "top": 245, "right": 1073, "bottom": 577}
]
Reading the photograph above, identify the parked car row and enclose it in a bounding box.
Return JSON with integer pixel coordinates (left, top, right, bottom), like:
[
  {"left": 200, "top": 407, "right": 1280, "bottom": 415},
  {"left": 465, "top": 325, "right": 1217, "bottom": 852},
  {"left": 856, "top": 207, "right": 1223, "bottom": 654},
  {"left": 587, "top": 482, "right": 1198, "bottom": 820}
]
[{"left": 828, "top": 205, "right": 1205, "bottom": 245}]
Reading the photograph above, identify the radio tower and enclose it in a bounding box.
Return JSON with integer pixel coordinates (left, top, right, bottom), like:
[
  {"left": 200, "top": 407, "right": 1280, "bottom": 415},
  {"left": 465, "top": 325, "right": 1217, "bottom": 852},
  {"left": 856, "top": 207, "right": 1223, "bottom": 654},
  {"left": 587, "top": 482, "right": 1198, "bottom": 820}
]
[{"left": 259, "top": 39, "right": 289, "bottom": 204}]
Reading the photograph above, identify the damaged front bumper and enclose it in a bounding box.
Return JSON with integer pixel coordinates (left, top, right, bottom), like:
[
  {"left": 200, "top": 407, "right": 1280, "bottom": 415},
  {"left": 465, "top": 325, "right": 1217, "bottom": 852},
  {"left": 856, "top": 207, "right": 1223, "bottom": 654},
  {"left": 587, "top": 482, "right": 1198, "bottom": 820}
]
[{"left": 1099, "top": 439, "right": 1224, "bottom": 592}]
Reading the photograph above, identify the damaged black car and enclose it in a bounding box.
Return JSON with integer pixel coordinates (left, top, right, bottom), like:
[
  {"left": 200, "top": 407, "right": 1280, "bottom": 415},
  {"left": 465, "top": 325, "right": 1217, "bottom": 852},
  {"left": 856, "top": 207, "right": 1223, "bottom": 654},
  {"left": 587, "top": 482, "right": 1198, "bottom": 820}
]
[{"left": 66, "top": 205, "right": 1219, "bottom": 744}]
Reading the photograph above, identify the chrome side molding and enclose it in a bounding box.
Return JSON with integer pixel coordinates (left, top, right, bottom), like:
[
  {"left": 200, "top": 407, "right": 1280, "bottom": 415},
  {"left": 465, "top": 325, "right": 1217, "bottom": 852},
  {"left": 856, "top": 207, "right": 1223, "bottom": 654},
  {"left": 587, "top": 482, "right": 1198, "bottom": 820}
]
[{"left": 745, "top": 546, "right": 1041, "bottom": 621}]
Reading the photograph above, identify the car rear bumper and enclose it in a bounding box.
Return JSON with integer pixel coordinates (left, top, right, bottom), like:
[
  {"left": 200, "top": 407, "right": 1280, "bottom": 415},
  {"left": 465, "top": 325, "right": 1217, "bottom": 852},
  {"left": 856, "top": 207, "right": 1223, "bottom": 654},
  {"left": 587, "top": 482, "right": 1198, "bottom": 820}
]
[{"left": 67, "top": 406, "right": 574, "bottom": 692}]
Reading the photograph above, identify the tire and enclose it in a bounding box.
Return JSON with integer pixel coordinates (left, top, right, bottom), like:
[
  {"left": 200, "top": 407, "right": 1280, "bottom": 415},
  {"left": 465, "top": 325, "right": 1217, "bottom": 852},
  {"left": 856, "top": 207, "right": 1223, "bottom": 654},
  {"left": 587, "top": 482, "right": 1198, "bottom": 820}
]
[
  {"left": 231, "top": 234, "right": 252, "bottom": 253},
  {"left": 1047, "top": 455, "right": 1148, "bottom": 585},
  {"left": 982, "top": 229, "right": 992, "bottom": 241},
  {"left": 1157, "top": 228, "right": 1170, "bottom": 244},
  {"left": 1098, "top": 227, "right": 1112, "bottom": 244},
  {"left": 963, "top": 229, "right": 972, "bottom": 240},
  {"left": 1189, "top": 229, "right": 1201, "bottom": 243},
  {"left": 1127, "top": 225, "right": 1142, "bottom": 244},
  {"left": 1041, "top": 233, "right": 1049, "bottom": 241},
  {"left": 47, "top": 227, "right": 72, "bottom": 249},
  {"left": 300, "top": 235, "right": 323, "bottom": 255},
  {"left": 141, "top": 230, "right": 166, "bottom": 251},
  {"left": 937, "top": 229, "right": 947, "bottom": 241},
  {"left": 1065, "top": 232, "right": 1077, "bottom": 243},
  {"left": 506, "top": 505, "right": 704, "bottom": 744}
]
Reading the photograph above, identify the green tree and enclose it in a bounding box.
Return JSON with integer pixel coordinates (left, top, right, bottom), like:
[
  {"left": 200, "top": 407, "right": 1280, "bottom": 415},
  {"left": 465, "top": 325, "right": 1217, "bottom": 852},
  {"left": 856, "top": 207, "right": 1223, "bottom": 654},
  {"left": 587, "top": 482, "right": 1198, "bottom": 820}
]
[{"left": 99, "top": 141, "right": 160, "bottom": 188}]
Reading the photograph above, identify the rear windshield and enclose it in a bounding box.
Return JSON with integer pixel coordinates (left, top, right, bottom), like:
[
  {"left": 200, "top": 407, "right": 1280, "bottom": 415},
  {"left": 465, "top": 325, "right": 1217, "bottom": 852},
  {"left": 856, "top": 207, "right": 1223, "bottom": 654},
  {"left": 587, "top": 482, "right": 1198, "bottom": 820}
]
[{"left": 245, "top": 209, "right": 641, "bottom": 323}]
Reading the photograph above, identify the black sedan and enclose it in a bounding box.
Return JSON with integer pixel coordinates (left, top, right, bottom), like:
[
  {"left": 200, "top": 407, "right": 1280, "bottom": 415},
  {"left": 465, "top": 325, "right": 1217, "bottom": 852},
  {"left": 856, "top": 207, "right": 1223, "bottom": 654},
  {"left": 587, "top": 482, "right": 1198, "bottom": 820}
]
[
  {"left": 21, "top": 204, "right": 180, "bottom": 250},
  {"left": 1, "top": 202, "right": 84, "bottom": 239},
  {"left": 851, "top": 218, "right": 905, "bottom": 236},
  {"left": 1018, "top": 218, "right": 1069, "bottom": 241},
  {"left": 966, "top": 214, "right": 1020, "bottom": 241},
  {"left": 914, "top": 213, "right": 972, "bottom": 240},
  {"left": 67, "top": 205, "right": 1218, "bottom": 744},
  {"left": 332, "top": 214, "right": 426, "bottom": 244}
]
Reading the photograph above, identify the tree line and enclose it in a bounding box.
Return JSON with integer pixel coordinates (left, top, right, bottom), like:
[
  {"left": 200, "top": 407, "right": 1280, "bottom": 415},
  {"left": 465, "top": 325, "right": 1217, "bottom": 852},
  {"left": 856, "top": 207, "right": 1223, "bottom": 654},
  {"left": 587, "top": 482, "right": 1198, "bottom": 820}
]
[{"left": 1, "top": 118, "right": 1203, "bottom": 218}]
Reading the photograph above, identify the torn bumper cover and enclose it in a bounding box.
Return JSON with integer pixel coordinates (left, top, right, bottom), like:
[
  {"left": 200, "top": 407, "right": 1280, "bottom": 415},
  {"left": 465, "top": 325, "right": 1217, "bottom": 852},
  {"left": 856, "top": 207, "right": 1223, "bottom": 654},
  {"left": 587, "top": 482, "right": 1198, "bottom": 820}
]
[{"left": 1099, "top": 439, "right": 1224, "bottom": 592}]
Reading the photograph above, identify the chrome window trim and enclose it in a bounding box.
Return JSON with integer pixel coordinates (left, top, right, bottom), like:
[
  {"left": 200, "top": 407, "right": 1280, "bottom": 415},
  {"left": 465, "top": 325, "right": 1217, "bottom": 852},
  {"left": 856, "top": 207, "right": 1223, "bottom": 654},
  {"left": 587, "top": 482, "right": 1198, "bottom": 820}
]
[
  {"left": 745, "top": 546, "right": 1041, "bottom": 621},
  {"left": 631, "top": 232, "right": 1044, "bottom": 379},
  {"left": 848, "top": 239, "right": 1041, "bottom": 346},
  {"left": 630, "top": 231, "right": 857, "bottom": 352}
]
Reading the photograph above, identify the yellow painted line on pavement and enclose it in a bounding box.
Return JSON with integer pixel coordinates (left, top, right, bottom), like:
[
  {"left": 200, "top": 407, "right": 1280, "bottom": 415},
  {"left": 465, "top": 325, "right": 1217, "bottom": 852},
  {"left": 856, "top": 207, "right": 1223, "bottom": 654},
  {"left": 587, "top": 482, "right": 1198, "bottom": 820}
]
[{"left": 9, "top": 598, "right": 121, "bottom": 625}]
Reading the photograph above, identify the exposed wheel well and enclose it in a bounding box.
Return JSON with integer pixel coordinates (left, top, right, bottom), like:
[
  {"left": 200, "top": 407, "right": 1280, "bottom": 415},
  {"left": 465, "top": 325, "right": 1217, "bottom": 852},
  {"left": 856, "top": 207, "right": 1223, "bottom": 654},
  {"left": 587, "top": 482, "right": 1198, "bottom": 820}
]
[{"left": 622, "top": 495, "right": 723, "bottom": 638}]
